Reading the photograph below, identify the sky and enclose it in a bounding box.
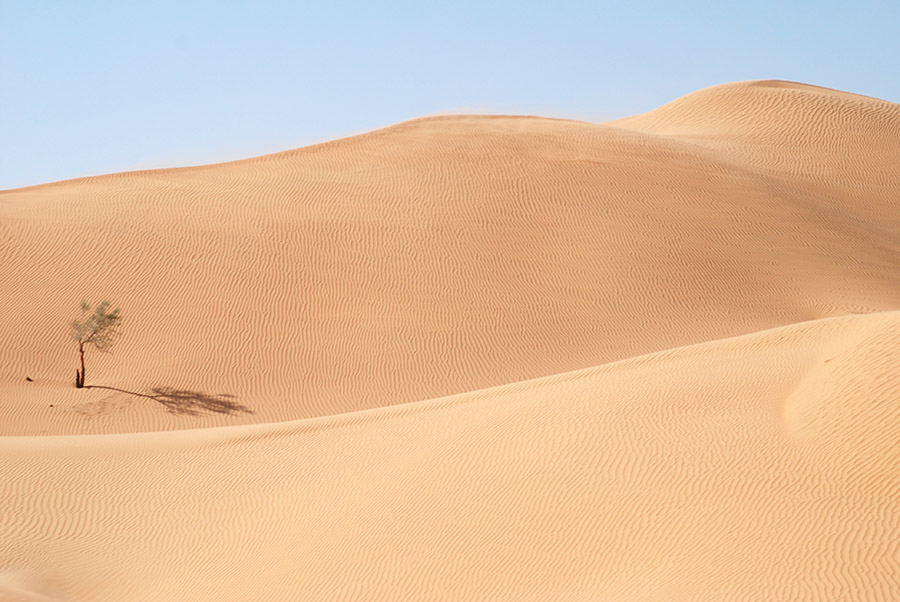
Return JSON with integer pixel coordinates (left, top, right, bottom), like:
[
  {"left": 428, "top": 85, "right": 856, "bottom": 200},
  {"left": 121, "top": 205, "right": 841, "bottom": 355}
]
[{"left": 2, "top": 0, "right": 898, "bottom": 190}]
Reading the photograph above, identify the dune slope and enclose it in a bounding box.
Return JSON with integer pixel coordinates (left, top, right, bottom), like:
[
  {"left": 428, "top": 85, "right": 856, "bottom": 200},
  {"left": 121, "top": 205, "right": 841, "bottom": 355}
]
[
  {"left": 1, "top": 80, "right": 900, "bottom": 600},
  {"left": 2, "top": 312, "right": 900, "bottom": 601},
  {"left": 1, "top": 80, "right": 899, "bottom": 435}
]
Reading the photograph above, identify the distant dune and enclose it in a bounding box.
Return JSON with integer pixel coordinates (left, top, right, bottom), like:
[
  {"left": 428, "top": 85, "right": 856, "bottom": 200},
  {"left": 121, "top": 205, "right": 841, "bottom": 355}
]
[{"left": 1, "top": 81, "right": 899, "bottom": 600}]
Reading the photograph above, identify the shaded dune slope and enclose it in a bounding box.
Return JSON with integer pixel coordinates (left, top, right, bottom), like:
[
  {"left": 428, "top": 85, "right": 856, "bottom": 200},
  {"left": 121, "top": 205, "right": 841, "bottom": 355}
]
[
  {"left": 2, "top": 311, "right": 899, "bottom": 600},
  {"left": 2, "top": 80, "right": 899, "bottom": 434}
]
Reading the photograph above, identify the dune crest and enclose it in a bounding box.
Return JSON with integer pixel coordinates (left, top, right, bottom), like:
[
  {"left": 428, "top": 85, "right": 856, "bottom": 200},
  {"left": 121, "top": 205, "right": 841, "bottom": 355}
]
[
  {"left": 2, "top": 80, "right": 900, "bottom": 600},
  {"left": 611, "top": 80, "right": 900, "bottom": 208}
]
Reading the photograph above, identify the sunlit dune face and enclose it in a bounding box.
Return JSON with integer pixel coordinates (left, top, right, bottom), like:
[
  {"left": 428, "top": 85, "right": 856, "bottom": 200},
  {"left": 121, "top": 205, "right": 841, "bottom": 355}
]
[{"left": 1, "top": 80, "right": 899, "bottom": 601}]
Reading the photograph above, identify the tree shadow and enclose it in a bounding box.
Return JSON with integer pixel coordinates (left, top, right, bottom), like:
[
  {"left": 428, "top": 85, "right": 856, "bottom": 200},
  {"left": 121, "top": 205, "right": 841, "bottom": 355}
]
[{"left": 86, "top": 385, "right": 253, "bottom": 416}]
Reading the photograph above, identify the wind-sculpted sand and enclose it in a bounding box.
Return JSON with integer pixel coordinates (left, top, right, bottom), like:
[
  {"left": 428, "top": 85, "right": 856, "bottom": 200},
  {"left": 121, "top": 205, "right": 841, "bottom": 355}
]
[{"left": 1, "top": 81, "right": 899, "bottom": 600}]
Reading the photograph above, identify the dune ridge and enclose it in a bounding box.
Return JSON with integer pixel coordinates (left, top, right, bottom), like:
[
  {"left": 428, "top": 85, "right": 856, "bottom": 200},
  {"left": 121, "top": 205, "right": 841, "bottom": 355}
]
[
  {"left": 2, "top": 80, "right": 900, "bottom": 600},
  {"left": 2, "top": 80, "right": 899, "bottom": 435}
]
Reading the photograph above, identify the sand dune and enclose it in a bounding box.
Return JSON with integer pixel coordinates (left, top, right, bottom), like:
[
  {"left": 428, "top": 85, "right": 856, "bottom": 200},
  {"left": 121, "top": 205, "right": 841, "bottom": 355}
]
[
  {"left": 2, "top": 312, "right": 900, "bottom": 600},
  {"left": 2, "top": 80, "right": 899, "bottom": 435},
  {"left": 1, "top": 80, "right": 900, "bottom": 600}
]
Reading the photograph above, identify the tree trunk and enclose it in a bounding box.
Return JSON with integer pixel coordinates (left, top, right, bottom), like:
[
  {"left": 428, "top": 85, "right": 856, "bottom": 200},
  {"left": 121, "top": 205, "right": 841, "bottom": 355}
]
[{"left": 76, "top": 342, "right": 86, "bottom": 388}]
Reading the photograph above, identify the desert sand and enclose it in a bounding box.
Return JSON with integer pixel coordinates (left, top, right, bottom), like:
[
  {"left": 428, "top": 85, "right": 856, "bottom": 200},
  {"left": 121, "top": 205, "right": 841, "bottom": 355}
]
[{"left": 1, "top": 80, "right": 899, "bottom": 600}]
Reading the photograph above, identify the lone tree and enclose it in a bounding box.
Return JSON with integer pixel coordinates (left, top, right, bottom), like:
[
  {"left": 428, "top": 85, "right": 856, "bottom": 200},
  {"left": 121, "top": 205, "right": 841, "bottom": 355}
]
[{"left": 70, "top": 301, "right": 122, "bottom": 388}]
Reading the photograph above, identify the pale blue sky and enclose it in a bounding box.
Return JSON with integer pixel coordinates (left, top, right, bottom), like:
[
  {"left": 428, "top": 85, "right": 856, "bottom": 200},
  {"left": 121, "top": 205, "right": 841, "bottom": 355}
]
[{"left": 2, "top": 1, "right": 898, "bottom": 189}]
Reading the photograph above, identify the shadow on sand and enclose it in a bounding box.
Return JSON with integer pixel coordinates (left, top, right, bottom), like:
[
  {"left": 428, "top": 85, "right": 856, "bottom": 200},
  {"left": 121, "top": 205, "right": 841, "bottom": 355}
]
[{"left": 86, "top": 385, "right": 253, "bottom": 416}]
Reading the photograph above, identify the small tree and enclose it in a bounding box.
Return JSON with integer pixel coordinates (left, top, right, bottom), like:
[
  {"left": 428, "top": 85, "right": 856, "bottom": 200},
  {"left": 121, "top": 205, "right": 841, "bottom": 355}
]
[{"left": 70, "top": 301, "right": 122, "bottom": 388}]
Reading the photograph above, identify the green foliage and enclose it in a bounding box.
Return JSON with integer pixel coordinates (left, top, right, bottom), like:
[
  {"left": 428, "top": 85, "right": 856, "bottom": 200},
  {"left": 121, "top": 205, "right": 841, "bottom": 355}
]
[
  {"left": 71, "top": 301, "right": 122, "bottom": 388},
  {"left": 71, "top": 300, "right": 122, "bottom": 350}
]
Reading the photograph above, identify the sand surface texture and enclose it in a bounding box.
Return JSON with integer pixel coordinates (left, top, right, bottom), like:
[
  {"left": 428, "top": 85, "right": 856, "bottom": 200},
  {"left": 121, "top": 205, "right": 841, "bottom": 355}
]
[{"left": 1, "top": 80, "right": 899, "bottom": 600}]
